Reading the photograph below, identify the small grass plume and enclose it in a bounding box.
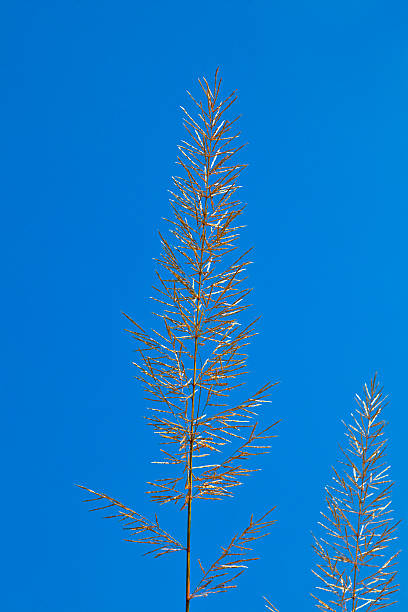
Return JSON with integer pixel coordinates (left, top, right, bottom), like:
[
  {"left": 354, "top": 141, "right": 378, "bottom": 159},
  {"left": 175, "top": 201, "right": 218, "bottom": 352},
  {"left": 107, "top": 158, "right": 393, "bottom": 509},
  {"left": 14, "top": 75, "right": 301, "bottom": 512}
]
[
  {"left": 78, "top": 69, "right": 278, "bottom": 610},
  {"left": 311, "top": 375, "right": 400, "bottom": 612}
]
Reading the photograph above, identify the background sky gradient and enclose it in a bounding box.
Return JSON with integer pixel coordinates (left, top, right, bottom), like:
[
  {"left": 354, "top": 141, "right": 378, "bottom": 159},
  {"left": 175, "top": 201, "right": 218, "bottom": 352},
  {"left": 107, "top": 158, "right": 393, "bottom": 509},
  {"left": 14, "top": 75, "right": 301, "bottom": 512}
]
[{"left": 2, "top": 1, "right": 407, "bottom": 611}]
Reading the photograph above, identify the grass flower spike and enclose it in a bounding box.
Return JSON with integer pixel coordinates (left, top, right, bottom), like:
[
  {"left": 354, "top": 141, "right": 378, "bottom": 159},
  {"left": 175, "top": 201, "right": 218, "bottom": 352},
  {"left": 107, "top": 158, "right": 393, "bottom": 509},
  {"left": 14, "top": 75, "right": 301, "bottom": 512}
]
[{"left": 78, "top": 69, "right": 278, "bottom": 611}]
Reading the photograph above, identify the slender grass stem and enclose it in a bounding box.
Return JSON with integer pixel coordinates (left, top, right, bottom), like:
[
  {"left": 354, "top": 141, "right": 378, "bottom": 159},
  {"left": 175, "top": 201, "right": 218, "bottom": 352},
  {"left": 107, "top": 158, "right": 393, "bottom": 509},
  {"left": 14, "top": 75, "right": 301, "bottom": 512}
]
[{"left": 186, "top": 193, "right": 207, "bottom": 611}]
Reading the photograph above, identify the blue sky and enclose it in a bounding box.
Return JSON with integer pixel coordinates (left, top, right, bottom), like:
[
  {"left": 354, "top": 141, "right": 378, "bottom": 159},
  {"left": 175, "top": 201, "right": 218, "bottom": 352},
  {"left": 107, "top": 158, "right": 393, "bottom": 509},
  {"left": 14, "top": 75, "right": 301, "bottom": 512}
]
[{"left": 1, "top": 1, "right": 407, "bottom": 610}]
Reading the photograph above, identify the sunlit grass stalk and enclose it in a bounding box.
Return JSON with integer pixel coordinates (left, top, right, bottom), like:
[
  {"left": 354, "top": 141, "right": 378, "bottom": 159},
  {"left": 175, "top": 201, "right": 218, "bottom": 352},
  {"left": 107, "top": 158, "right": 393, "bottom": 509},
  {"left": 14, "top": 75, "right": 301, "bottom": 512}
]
[
  {"left": 263, "top": 376, "right": 400, "bottom": 612},
  {"left": 311, "top": 375, "right": 400, "bottom": 612},
  {"left": 78, "top": 69, "right": 278, "bottom": 610}
]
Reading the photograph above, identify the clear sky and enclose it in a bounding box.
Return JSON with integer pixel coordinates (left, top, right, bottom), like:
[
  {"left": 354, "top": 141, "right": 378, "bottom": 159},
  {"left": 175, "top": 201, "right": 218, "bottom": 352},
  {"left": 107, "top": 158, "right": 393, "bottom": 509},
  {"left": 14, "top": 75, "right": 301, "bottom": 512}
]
[{"left": 1, "top": 1, "right": 407, "bottom": 611}]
